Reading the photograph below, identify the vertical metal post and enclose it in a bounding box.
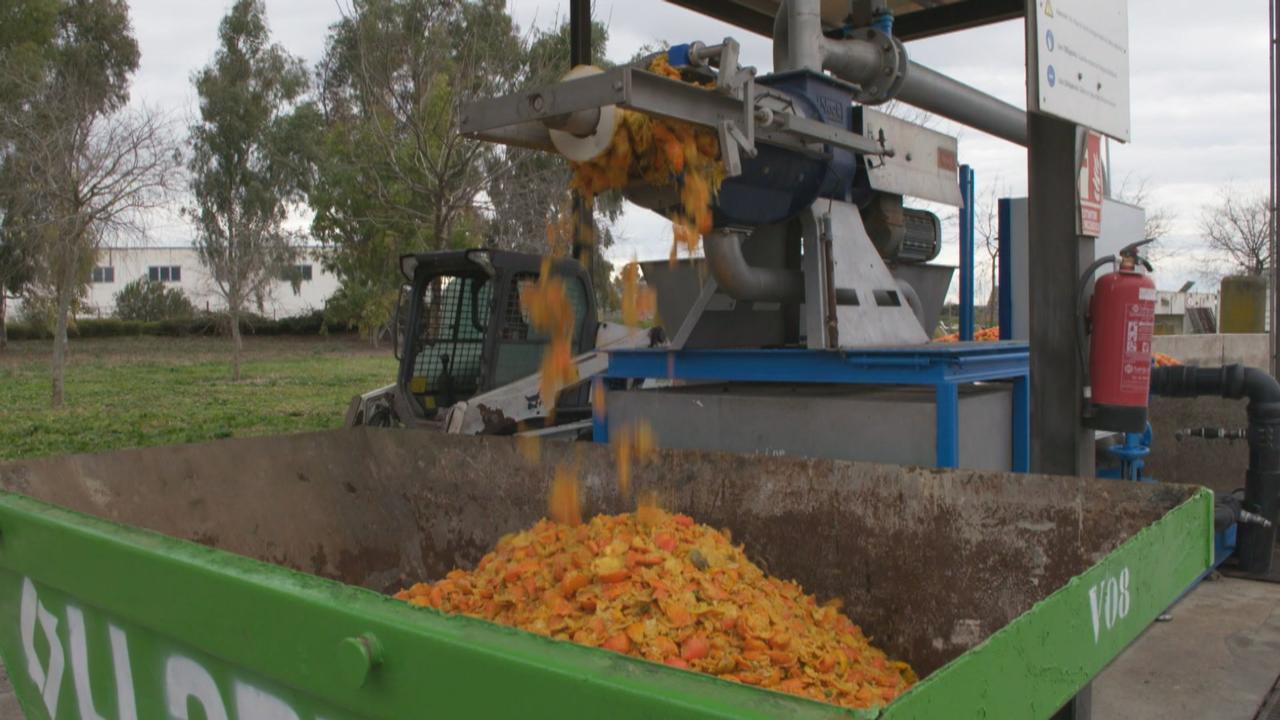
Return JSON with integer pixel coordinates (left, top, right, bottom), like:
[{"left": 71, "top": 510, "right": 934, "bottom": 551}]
[
  {"left": 569, "top": 0, "right": 591, "bottom": 66},
  {"left": 959, "top": 164, "right": 976, "bottom": 340},
  {"left": 569, "top": 0, "right": 594, "bottom": 267},
  {"left": 1028, "top": 114, "right": 1094, "bottom": 479},
  {"left": 1012, "top": 372, "right": 1030, "bottom": 472},
  {"left": 998, "top": 198, "right": 1013, "bottom": 340},
  {"left": 1271, "top": 0, "right": 1278, "bottom": 375}
]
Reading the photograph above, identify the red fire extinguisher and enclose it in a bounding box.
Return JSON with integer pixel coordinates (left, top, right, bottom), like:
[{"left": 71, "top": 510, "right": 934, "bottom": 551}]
[{"left": 1080, "top": 242, "right": 1157, "bottom": 433}]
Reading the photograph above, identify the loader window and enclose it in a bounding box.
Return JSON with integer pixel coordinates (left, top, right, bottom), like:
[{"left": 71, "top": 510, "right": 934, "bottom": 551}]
[
  {"left": 491, "top": 272, "right": 589, "bottom": 388},
  {"left": 408, "top": 274, "right": 493, "bottom": 414}
]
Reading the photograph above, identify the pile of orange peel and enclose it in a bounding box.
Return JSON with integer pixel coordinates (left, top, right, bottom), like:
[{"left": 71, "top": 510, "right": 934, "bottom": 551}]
[
  {"left": 396, "top": 507, "right": 917, "bottom": 709},
  {"left": 402, "top": 54, "right": 917, "bottom": 711}
]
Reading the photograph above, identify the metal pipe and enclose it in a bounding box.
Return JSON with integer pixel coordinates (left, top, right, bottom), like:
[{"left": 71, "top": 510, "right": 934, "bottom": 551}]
[
  {"left": 771, "top": 0, "right": 1029, "bottom": 146},
  {"left": 896, "top": 62, "right": 1028, "bottom": 146},
  {"left": 704, "top": 229, "right": 804, "bottom": 302},
  {"left": 1150, "top": 364, "right": 1280, "bottom": 575},
  {"left": 817, "top": 38, "right": 885, "bottom": 88},
  {"left": 774, "top": 0, "right": 823, "bottom": 72}
]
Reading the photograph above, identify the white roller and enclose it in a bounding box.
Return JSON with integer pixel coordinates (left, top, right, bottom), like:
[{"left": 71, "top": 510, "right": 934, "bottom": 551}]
[{"left": 547, "top": 65, "right": 619, "bottom": 162}]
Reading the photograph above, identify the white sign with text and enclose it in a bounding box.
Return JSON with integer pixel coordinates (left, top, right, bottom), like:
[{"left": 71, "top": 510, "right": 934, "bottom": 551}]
[{"left": 1029, "top": 0, "right": 1131, "bottom": 141}]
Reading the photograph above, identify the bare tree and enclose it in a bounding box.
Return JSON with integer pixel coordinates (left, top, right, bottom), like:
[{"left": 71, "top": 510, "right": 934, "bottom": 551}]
[
  {"left": 973, "top": 180, "right": 1004, "bottom": 327},
  {"left": 878, "top": 99, "right": 937, "bottom": 129},
  {"left": 1200, "top": 188, "right": 1272, "bottom": 276},
  {"left": 1114, "top": 173, "right": 1177, "bottom": 261},
  {"left": 1, "top": 96, "right": 178, "bottom": 407}
]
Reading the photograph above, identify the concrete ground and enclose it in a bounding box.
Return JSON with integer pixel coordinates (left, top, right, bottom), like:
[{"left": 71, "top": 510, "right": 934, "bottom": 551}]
[
  {"left": 1094, "top": 576, "right": 1280, "bottom": 720},
  {"left": 0, "top": 665, "right": 18, "bottom": 719}
]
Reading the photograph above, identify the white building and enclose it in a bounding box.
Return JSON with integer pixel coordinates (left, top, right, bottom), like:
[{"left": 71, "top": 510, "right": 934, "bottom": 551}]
[{"left": 69, "top": 246, "right": 339, "bottom": 319}]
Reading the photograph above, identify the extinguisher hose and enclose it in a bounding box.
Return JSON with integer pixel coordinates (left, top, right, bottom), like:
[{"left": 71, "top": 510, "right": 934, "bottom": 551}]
[{"left": 1076, "top": 255, "right": 1117, "bottom": 400}]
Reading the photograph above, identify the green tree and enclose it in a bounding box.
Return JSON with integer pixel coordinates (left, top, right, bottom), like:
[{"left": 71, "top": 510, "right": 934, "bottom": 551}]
[
  {"left": 0, "top": 0, "right": 58, "bottom": 350},
  {"left": 0, "top": 216, "right": 35, "bottom": 349},
  {"left": 113, "top": 277, "right": 195, "bottom": 322},
  {"left": 0, "top": 0, "right": 177, "bottom": 408},
  {"left": 188, "top": 0, "right": 317, "bottom": 380},
  {"left": 310, "top": 0, "right": 529, "bottom": 339},
  {"left": 479, "top": 19, "right": 625, "bottom": 314}
]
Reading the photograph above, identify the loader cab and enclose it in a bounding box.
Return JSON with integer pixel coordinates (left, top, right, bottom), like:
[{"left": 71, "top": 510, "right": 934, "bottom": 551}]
[{"left": 396, "top": 249, "right": 597, "bottom": 421}]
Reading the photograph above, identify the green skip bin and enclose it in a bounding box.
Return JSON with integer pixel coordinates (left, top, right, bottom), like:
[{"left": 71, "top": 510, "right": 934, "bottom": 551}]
[{"left": 0, "top": 429, "right": 1211, "bottom": 719}]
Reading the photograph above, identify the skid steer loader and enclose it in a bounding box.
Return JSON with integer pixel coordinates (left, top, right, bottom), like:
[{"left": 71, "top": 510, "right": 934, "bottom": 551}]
[{"left": 345, "top": 248, "right": 656, "bottom": 436}]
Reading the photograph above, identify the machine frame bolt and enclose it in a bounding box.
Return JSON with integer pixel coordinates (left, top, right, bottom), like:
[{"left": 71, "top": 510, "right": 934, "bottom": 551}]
[
  {"left": 337, "top": 632, "right": 384, "bottom": 688},
  {"left": 529, "top": 94, "right": 545, "bottom": 113}
]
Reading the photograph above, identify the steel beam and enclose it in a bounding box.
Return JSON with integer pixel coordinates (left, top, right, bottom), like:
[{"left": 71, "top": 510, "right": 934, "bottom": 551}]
[
  {"left": 1027, "top": 113, "right": 1094, "bottom": 478},
  {"left": 664, "top": 0, "right": 1024, "bottom": 43}
]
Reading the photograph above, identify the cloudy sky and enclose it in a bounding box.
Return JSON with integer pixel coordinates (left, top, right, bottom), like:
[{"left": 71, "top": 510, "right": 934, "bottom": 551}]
[{"left": 126, "top": 0, "right": 1273, "bottom": 291}]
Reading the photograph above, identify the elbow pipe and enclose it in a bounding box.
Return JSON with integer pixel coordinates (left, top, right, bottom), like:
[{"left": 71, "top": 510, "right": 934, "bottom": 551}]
[
  {"left": 704, "top": 229, "right": 804, "bottom": 302},
  {"left": 1151, "top": 364, "right": 1280, "bottom": 575},
  {"left": 773, "top": 0, "right": 1028, "bottom": 146},
  {"left": 773, "top": 0, "right": 823, "bottom": 72}
]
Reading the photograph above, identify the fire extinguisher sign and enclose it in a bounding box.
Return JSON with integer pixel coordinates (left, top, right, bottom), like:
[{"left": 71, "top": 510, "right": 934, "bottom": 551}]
[
  {"left": 1078, "top": 131, "right": 1104, "bottom": 237},
  {"left": 1120, "top": 289, "right": 1156, "bottom": 394}
]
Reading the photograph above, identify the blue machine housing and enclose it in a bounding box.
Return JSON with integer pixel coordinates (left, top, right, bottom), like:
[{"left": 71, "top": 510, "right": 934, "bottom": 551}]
[{"left": 713, "top": 70, "right": 868, "bottom": 227}]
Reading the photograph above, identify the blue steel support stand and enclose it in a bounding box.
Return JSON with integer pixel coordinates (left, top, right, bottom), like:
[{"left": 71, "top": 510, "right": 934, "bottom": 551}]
[
  {"left": 997, "top": 197, "right": 1013, "bottom": 341},
  {"left": 598, "top": 344, "right": 1031, "bottom": 472},
  {"left": 959, "top": 165, "right": 976, "bottom": 341}
]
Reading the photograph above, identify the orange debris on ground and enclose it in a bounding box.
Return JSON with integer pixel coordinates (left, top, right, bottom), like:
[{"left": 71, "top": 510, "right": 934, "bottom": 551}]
[
  {"left": 569, "top": 56, "right": 724, "bottom": 264},
  {"left": 396, "top": 509, "right": 916, "bottom": 710},
  {"left": 934, "top": 326, "right": 1001, "bottom": 343},
  {"left": 936, "top": 330, "right": 1183, "bottom": 368}
]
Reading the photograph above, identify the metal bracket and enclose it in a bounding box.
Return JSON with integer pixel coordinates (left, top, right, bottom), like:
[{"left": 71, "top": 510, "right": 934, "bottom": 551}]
[
  {"left": 704, "top": 38, "right": 757, "bottom": 178},
  {"left": 672, "top": 277, "right": 721, "bottom": 350}
]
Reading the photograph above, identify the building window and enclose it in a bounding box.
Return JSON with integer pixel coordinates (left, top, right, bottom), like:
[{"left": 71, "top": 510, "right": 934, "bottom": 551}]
[
  {"left": 279, "top": 264, "right": 313, "bottom": 282},
  {"left": 91, "top": 266, "right": 115, "bottom": 283},
  {"left": 148, "top": 266, "right": 181, "bottom": 283}
]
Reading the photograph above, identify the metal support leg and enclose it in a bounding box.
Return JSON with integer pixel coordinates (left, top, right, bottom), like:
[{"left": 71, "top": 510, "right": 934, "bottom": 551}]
[
  {"left": 592, "top": 379, "right": 623, "bottom": 444},
  {"left": 1013, "top": 373, "right": 1030, "bottom": 472},
  {"left": 998, "top": 198, "right": 1013, "bottom": 340},
  {"left": 959, "top": 164, "right": 975, "bottom": 340},
  {"left": 935, "top": 383, "right": 960, "bottom": 468}
]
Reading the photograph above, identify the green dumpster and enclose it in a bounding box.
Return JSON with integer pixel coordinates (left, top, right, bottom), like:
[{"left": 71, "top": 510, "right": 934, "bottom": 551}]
[{"left": 0, "top": 429, "right": 1211, "bottom": 719}]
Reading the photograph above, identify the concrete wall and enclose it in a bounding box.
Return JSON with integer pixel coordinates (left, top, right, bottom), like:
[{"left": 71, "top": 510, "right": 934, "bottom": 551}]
[
  {"left": 1145, "top": 336, "right": 1271, "bottom": 490},
  {"left": 1152, "top": 334, "right": 1270, "bottom": 368},
  {"left": 1146, "top": 395, "right": 1249, "bottom": 493}
]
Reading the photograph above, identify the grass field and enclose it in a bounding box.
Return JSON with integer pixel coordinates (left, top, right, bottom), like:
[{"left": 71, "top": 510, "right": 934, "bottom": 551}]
[{"left": 0, "top": 334, "right": 397, "bottom": 460}]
